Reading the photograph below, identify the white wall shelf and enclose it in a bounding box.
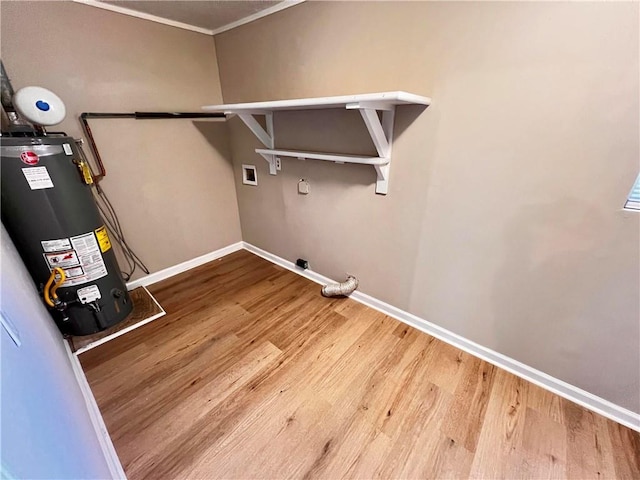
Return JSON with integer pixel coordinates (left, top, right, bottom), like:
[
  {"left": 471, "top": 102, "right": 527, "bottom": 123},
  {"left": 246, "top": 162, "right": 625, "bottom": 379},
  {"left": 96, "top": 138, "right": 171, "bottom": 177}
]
[{"left": 202, "top": 91, "right": 431, "bottom": 194}]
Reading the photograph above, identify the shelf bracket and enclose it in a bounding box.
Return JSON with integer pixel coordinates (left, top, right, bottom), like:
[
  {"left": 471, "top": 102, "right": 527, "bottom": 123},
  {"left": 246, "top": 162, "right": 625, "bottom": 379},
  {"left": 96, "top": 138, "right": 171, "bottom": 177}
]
[
  {"left": 374, "top": 164, "right": 391, "bottom": 195},
  {"left": 238, "top": 112, "right": 277, "bottom": 174},
  {"left": 237, "top": 113, "right": 274, "bottom": 148},
  {"left": 257, "top": 151, "right": 278, "bottom": 175},
  {"left": 358, "top": 108, "right": 392, "bottom": 158},
  {"left": 351, "top": 106, "right": 395, "bottom": 194}
]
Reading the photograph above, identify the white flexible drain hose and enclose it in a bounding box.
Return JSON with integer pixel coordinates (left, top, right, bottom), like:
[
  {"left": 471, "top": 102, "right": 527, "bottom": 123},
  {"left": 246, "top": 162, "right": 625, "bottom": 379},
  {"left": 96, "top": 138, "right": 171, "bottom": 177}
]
[{"left": 321, "top": 276, "right": 359, "bottom": 297}]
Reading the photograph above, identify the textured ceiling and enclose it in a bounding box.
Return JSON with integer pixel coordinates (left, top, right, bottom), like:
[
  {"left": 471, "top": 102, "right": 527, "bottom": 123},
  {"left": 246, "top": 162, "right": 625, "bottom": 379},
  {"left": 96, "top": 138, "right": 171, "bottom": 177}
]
[{"left": 101, "top": 1, "right": 284, "bottom": 32}]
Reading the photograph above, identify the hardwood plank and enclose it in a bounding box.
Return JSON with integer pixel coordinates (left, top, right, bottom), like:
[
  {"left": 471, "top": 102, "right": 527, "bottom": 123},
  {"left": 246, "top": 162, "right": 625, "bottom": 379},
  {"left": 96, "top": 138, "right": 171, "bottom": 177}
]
[
  {"left": 522, "top": 407, "right": 567, "bottom": 478},
  {"left": 377, "top": 381, "right": 452, "bottom": 479},
  {"left": 469, "top": 368, "right": 531, "bottom": 479},
  {"left": 526, "top": 384, "right": 565, "bottom": 425},
  {"left": 79, "top": 250, "right": 640, "bottom": 479},
  {"left": 608, "top": 419, "right": 640, "bottom": 479},
  {"left": 563, "top": 398, "right": 619, "bottom": 479},
  {"left": 124, "top": 340, "right": 283, "bottom": 475},
  {"left": 440, "top": 355, "right": 497, "bottom": 452},
  {"left": 343, "top": 428, "right": 392, "bottom": 479}
]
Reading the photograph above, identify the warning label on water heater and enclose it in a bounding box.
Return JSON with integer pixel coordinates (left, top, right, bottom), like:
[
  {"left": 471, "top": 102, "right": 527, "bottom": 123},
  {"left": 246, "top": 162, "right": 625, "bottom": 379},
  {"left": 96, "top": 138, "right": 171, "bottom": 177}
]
[
  {"left": 41, "top": 238, "right": 72, "bottom": 253},
  {"left": 68, "top": 232, "right": 108, "bottom": 286},
  {"left": 45, "top": 250, "right": 80, "bottom": 269},
  {"left": 94, "top": 226, "right": 112, "bottom": 253},
  {"left": 22, "top": 167, "right": 53, "bottom": 190},
  {"left": 42, "top": 231, "right": 108, "bottom": 287}
]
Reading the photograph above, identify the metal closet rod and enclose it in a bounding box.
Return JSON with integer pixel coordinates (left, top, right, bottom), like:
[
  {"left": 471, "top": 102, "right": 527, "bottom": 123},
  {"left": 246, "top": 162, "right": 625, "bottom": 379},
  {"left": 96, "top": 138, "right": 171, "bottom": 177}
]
[
  {"left": 79, "top": 111, "right": 226, "bottom": 181},
  {"left": 81, "top": 112, "right": 225, "bottom": 119}
]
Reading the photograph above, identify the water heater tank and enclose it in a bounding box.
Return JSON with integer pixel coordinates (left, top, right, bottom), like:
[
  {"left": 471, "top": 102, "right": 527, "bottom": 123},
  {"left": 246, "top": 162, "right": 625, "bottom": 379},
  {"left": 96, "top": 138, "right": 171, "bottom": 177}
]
[{"left": 1, "top": 136, "right": 132, "bottom": 335}]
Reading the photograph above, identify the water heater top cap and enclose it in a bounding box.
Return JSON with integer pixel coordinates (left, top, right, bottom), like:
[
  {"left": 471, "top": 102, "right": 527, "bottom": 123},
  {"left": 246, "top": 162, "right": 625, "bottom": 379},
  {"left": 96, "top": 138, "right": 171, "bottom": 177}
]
[{"left": 13, "top": 86, "right": 66, "bottom": 126}]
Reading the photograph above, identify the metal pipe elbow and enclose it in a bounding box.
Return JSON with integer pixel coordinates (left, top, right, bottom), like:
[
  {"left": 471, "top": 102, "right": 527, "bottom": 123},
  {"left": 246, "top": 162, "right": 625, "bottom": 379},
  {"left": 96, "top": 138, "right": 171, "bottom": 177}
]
[{"left": 321, "top": 275, "right": 359, "bottom": 297}]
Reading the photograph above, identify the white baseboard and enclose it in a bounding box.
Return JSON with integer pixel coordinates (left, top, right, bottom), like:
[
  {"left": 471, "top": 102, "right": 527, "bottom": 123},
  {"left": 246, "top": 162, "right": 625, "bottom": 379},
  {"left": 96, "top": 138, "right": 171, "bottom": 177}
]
[
  {"left": 64, "top": 340, "right": 127, "bottom": 479},
  {"left": 242, "top": 242, "right": 640, "bottom": 432},
  {"left": 126, "top": 242, "right": 243, "bottom": 290}
]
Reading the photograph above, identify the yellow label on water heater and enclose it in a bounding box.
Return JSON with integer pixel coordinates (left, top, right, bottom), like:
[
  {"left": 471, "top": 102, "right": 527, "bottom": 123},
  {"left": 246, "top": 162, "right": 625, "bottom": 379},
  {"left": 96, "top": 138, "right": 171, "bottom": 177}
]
[{"left": 95, "top": 226, "right": 112, "bottom": 253}]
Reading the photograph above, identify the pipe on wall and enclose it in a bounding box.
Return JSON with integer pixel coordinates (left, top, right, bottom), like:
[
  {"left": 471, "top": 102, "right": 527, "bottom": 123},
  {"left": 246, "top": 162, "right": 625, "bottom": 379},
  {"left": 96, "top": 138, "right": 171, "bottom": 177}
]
[
  {"left": 79, "top": 111, "right": 226, "bottom": 182},
  {"left": 0, "top": 59, "right": 35, "bottom": 130}
]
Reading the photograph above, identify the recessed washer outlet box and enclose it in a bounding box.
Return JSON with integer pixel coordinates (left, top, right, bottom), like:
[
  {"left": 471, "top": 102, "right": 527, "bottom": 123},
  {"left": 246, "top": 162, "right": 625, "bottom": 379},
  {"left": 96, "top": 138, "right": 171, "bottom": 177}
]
[{"left": 242, "top": 164, "right": 258, "bottom": 186}]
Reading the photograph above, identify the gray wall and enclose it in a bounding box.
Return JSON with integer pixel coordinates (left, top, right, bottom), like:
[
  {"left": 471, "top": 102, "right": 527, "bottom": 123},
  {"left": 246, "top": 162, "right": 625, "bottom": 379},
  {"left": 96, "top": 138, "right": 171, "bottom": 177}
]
[
  {"left": 1, "top": 226, "right": 112, "bottom": 479},
  {"left": 217, "top": 1, "right": 640, "bottom": 412}
]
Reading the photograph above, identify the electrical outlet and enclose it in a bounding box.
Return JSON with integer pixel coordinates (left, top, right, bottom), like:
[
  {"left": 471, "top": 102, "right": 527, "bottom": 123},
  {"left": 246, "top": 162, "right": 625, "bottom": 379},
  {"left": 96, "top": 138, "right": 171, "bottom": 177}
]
[
  {"left": 298, "top": 179, "right": 310, "bottom": 195},
  {"left": 276, "top": 157, "right": 281, "bottom": 171}
]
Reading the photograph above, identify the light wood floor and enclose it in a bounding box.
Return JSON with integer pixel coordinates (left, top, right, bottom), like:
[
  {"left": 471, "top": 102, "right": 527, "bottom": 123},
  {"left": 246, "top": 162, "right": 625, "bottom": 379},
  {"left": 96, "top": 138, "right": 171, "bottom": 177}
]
[{"left": 80, "top": 250, "right": 640, "bottom": 479}]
